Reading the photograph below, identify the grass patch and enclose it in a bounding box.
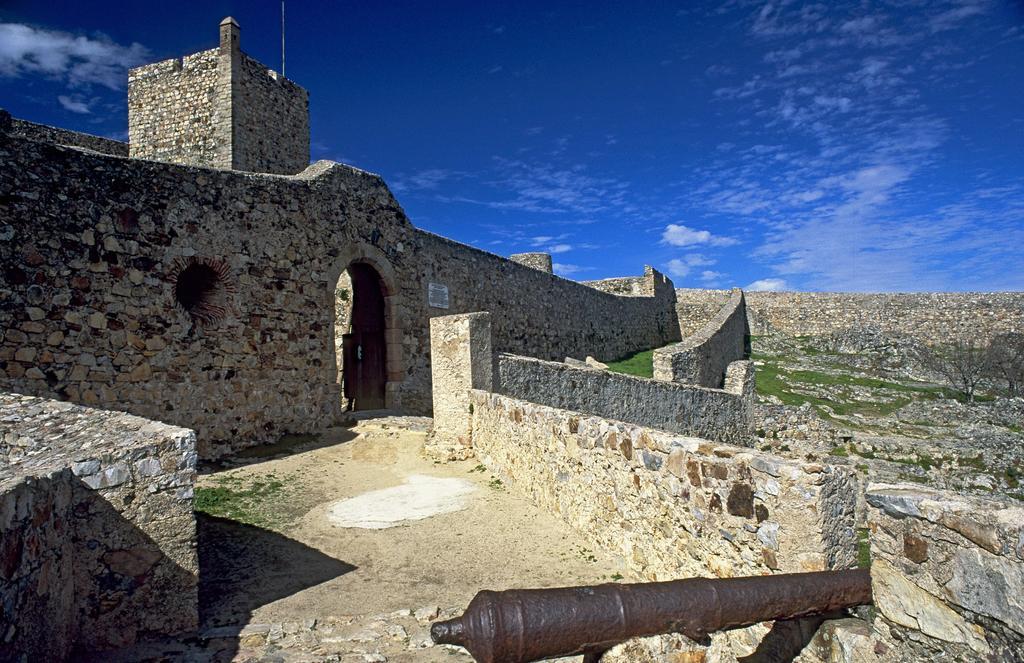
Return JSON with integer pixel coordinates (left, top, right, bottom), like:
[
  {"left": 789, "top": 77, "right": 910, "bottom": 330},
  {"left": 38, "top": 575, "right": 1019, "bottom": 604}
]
[
  {"left": 829, "top": 445, "right": 849, "bottom": 457},
  {"left": 605, "top": 348, "right": 654, "bottom": 378},
  {"left": 856, "top": 528, "right": 871, "bottom": 569},
  {"left": 195, "top": 473, "right": 292, "bottom": 529},
  {"left": 962, "top": 454, "right": 987, "bottom": 471}
]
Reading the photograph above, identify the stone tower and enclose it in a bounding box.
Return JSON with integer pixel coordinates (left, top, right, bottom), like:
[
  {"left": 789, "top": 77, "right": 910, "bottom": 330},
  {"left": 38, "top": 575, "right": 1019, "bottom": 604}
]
[{"left": 128, "top": 17, "right": 309, "bottom": 175}]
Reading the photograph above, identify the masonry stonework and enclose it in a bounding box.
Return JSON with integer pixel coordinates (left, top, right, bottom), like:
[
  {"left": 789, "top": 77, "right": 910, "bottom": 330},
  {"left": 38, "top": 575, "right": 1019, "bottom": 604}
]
[
  {"left": 427, "top": 313, "right": 494, "bottom": 458},
  {"left": 677, "top": 288, "right": 1024, "bottom": 341},
  {"left": 0, "top": 393, "right": 197, "bottom": 660},
  {"left": 469, "top": 390, "right": 858, "bottom": 658},
  {"left": 128, "top": 18, "right": 308, "bottom": 175},
  {"left": 865, "top": 484, "right": 1024, "bottom": 661},
  {"left": 1, "top": 129, "right": 680, "bottom": 457},
  {"left": 497, "top": 353, "right": 754, "bottom": 445},
  {"left": 654, "top": 288, "right": 748, "bottom": 388},
  {"left": 508, "top": 252, "right": 553, "bottom": 273},
  {"left": 4, "top": 113, "right": 128, "bottom": 157}
]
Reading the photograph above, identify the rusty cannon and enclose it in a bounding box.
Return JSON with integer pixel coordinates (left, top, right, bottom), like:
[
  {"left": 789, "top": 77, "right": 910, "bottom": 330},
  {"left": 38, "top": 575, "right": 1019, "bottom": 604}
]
[{"left": 431, "top": 568, "right": 871, "bottom": 663}]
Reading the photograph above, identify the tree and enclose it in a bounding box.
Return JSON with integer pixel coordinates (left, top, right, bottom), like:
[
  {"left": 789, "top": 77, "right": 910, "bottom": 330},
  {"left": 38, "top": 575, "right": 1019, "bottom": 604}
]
[
  {"left": 987, "top": 333, "right": 1024, "bottom": 397},
  {"left": 914, "top": 338, "right": 992, "bottom": 403}
]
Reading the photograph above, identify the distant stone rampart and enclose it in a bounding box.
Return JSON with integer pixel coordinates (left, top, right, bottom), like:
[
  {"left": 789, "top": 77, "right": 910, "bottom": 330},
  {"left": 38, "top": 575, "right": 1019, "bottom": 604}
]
[
  {"left": 676, "top": 288, "right": 1024, "bottom": 341},
  {"left": 0, "top": 393, "right": 197, "bottom": 660}
]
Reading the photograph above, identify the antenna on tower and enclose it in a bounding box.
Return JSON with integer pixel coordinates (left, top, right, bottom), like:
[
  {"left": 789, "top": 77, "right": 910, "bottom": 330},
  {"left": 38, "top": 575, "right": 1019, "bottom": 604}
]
[{"left": 281, "top": 0, "right": 286, "bottom": 78}]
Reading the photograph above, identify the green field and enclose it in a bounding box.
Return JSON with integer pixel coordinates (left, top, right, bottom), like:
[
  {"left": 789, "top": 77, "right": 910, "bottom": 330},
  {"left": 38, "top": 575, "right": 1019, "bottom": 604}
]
[{"left": 605, "top": 348, "right": 655, "bottom": 378}]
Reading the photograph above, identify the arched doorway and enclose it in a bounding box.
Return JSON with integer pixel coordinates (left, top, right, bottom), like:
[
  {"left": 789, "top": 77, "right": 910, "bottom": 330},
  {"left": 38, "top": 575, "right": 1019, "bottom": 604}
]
[{"left": 341, "top": 262, "right": 387, "bottom": 410}]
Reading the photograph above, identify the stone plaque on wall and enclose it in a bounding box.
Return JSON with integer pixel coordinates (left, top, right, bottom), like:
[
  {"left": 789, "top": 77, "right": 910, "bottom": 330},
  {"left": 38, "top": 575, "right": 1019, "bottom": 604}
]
[{"left": 428, "top": 282, "right": 450, "bottom": 309}]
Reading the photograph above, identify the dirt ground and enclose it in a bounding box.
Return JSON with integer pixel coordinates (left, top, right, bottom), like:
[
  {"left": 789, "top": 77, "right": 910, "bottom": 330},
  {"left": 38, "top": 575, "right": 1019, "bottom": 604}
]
[{"left": 197, "top": 416, "right": 626, "bottom": 632}]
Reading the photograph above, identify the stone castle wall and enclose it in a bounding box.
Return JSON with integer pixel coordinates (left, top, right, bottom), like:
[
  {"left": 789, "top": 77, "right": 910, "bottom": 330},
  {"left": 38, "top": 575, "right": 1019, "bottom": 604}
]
[
  {"left": 470, "top": 390, "right": 858, "bottom": 577},
  {"left": 0, "top": 393, "right": 197, "bottom": 660},
  {"left": 582, "top": 273, "right": 654, "bottom": 297},
  {"left": 3, "top": 113, "right": 128, "bottom": 157},
  {"left": 1, "top": 130, "right": 679, "bottom": 457},
  {"left": 676, "top": 289, "right": 1024, "bottom": 341},
  {"left": 128, "top": 48, "right": 225, "bottom": 168},
  {"left": 654, "top": 288, "right": 748, "bottom": 388}
]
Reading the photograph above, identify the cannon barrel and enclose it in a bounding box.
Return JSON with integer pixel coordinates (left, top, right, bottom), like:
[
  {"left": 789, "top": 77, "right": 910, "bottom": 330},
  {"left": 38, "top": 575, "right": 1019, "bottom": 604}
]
[{"left": 431, "top": 568, "right": 871, "bottom": 663}]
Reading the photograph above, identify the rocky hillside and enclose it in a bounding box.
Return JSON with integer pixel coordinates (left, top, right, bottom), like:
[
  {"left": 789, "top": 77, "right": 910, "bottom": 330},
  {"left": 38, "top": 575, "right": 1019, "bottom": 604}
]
[{"left": 751, "top": 329, "right": 1023, "bottom": 501}]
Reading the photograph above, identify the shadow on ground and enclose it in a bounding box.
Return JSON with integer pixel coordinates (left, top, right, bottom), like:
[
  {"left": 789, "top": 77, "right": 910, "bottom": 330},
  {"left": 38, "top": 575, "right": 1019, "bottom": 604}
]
[
  {"left": 199, "top": 513, "right": 356, "bottom": 628},
  {"left": 203, "top": 427, "right": 360, "bottom": 471}
]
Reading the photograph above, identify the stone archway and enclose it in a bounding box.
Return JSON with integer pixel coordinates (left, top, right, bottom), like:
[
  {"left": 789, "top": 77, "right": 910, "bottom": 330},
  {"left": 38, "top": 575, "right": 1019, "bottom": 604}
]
[{"left": 329, "top": 244, "right": 403, "bottom": 413}]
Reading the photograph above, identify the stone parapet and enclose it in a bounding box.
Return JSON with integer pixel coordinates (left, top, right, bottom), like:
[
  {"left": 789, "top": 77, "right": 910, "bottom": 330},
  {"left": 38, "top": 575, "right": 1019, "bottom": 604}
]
[
  {"left": 865, "top": 483, "right": 1024, "bottom": 661},
  {"left": 469, "top": 389, "right": 858, "bottom": 657},
  {"left": 654, "top": 288, "right": 748, "bottom": 388},
  {"left": 471, "top": 390, "right": 858, "bottom": 577},
  {"left": 0, "top": 393, "right": 198, "bottom": 660},
  {"left": 497, "top": 353, "right": 754, "bottom": 444}
]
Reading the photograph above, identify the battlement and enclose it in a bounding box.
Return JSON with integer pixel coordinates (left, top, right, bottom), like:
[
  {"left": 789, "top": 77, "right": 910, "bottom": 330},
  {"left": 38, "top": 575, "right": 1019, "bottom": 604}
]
[{"left": 128, "top": 17, "right": 309, "bottom": 175}]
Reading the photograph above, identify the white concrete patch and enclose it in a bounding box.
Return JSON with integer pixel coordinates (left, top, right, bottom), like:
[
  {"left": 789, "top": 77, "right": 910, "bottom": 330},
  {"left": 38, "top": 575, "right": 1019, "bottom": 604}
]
[{"left": 327, "top": 474, "right": 478, "bottom": 529}]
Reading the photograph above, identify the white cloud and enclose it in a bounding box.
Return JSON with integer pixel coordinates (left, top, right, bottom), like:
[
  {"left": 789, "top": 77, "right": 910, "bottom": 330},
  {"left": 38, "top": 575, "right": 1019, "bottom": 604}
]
[
  {"left": 666, "top": 253, "right": 717, "bottom": 278},
  {"left": 662, "top": 224, "right": 737, "bottom": 247},
  {"left": 547, "top": 243, "right": 572, "bottom": 254},
  {"left": 929, "top": 1, "right": 989, "bottom": 33},
  {"left": 553, "top": 263, "right": 588, "bottom": 276},
  {"left": 57, "top": 94, "right": 91, "bottom": 113},
  {"left": 391, "top": 169, "right": 464, "bottom": 193},
  {"left": 0, "top": 23, "right": 148, "bottom": 90},
  {"left": 746, "top": 278, "right": 789, "bottom": 292},
  {"left": 666, "top": 259, "right": 691, "bottom": 278},
  {"left": 700, "top": 270, "right": 725, "bottom": 282}
]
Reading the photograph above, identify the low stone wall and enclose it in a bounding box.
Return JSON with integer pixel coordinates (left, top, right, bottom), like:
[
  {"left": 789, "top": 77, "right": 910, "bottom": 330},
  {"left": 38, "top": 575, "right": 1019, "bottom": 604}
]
[
  {"left": 654, "top": 288, "right": 748, "bottom": 388},
  {"left": 0, "top": 393, "right": 198, "bottom": 660},
  {"left": 471, "top": 390, "right": 858, "bottom": 576},
  {"left": 866, "top": 484, "right": 1024, "bottom": 661},
  {"left": 497, "top": 353, "right": 755, "bottom": 445},
  {"left": 469, "top": 390, "right": 858, "bottom": 656},
  {"left": 2, "top": 112, "right": 129, "bottom": 157}
]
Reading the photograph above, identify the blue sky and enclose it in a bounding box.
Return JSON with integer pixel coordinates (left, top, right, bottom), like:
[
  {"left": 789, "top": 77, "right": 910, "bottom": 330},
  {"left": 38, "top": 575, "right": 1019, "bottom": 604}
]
[{"left": 2, "top": 1, "right": 1023, "bottom": 292}]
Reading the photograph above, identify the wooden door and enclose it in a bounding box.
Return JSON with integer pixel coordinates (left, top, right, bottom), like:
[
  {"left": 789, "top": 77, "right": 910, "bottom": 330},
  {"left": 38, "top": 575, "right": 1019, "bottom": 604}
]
[{"left": 342, "top": 264, "right": 386, "bottom": 410}]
